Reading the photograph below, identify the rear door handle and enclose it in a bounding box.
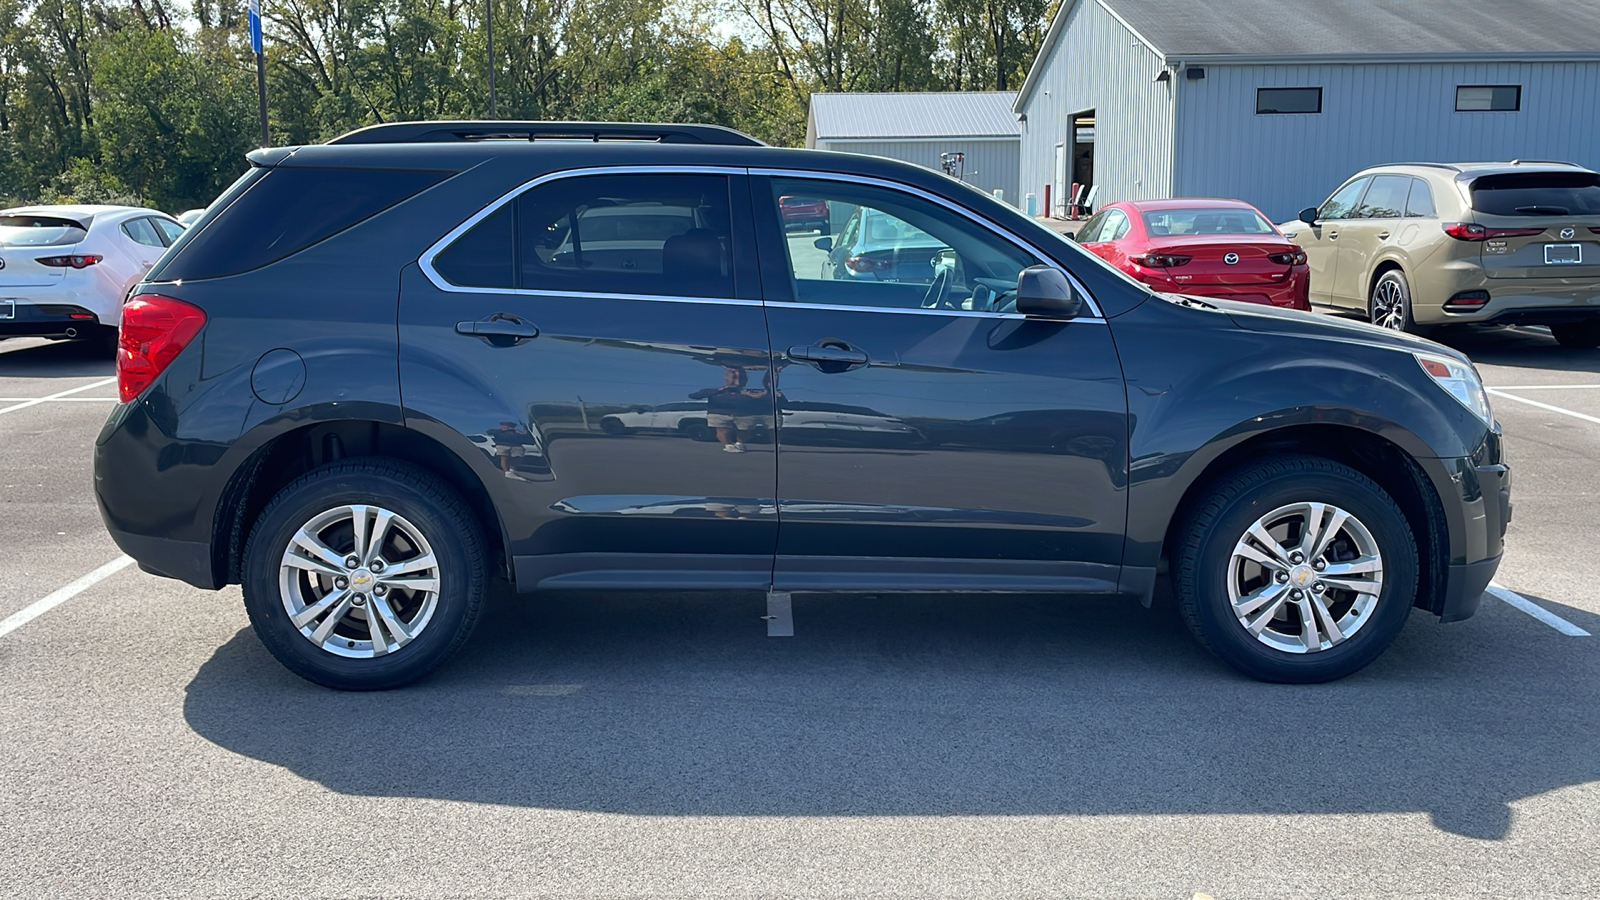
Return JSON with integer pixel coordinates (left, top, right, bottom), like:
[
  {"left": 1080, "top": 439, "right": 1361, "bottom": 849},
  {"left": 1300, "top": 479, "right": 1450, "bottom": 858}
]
[
  {"left": 457, "top": 314, "right": 540, "bottom": 345},
  {"left": 1377, "top": 231, "right": 1391, "bottom": 240}
]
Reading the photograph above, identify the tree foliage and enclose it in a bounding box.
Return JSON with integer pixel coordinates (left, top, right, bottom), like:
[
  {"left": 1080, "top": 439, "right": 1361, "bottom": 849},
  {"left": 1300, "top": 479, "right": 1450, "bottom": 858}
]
[{"left": 0, "top": 0, "right": 1050, "bottom": 209}]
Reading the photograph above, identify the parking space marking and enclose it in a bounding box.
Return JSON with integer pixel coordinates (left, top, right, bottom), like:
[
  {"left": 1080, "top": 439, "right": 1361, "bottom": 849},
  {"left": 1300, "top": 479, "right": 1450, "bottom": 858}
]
[
  {"left": 1486, "top": 583, "right": 1591, "bottom": 637},
  {"left": 1488, "top": 384, "right": 1600, "bottom": 391},
  {"left": 0, "top": 377, "right": 118, "bottom": 417},
  {"left": 0, "top": 556, "right": 135, "bottom": 640},
  {"left": 0, "top": 396, "right": 118, "bottom": 402},
  {"left": 1486, "top": 388, "right": 1600, "bottom": 427}
]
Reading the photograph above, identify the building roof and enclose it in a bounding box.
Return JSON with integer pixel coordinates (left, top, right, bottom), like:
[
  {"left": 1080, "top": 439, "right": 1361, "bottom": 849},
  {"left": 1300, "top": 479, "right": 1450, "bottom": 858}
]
[
  {"left": 1018, "top": 0, "right": 1600, "bottom": 109},
  {"left": 1104, "top": 0, "right": 1600, "bottom": 59},
  {"left": 809, "top": 92, "right": 1022, "bottom": 141}
]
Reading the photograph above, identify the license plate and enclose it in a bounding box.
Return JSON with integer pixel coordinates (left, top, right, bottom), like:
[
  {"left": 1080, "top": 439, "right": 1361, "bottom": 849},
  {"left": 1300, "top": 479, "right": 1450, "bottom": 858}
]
[
  {"left": 1545, "top": 243, "right": 1583, "bottom": 265},
  {"left": 0, "top": 299, "right": 14, "bottom": 320}
]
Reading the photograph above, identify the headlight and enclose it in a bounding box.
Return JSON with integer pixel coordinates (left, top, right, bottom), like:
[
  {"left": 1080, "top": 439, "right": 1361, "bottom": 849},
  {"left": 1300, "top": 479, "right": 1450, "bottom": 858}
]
[{"left": 1414, "top": 352, "right": 1492, "bottom": 424}]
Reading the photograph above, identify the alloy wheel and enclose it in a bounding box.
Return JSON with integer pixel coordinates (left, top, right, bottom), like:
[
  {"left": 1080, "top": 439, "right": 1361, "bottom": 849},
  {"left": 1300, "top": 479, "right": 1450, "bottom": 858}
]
[
  {"left": 278, "top": 504, "right": 442, "bottom": 658},
  {"left": 1372, "top": 279, "right": 1407, "bottom": 330},
  {"left": 1227, "top": 502, "right": 1385, "bottom": 654}
]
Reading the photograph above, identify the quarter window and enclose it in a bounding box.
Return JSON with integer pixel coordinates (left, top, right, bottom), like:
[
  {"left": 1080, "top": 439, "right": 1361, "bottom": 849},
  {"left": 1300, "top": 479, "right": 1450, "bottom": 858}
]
[
  {"left": 432, "top": 173, "right": 735, "bottom": 299},
  {"left": 153, "top": 218, "right": 186, "bottom": 245},
  {"left": 1405, "top": 178, "right": 1437, "bottom": 218},
  {"left": 1256, "top": 87, "right": 1322, "bottom": 115},
  {"left": 769, "top": 178, "right": 1045, "bottom": 312},
  {"left": 1457, "top": 85, "right": 1520, "bottom": 112}
]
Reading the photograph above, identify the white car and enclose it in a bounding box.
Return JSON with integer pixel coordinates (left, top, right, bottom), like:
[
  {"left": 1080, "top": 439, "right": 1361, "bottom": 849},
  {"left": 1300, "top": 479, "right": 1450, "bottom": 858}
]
[
  {"left": 0, "top": 205, "right": 185, "bottom": 352},
  {"left": 176, "top": 209, "right": 206, "bottom": 228}
]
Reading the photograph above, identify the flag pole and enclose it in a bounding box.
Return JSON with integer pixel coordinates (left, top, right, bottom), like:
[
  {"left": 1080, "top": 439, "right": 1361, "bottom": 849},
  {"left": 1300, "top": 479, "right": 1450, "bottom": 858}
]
[{"left": 249, "top": 0, "right": 268, "bottom": 147}]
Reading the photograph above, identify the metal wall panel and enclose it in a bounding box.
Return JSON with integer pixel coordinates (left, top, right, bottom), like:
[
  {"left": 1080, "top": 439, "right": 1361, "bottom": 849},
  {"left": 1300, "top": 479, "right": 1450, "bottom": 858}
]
[
  {"left": 816, "top": 138, "right": 1023, "bottom": 203},
  {"left": 1175, "top": 61, "right": 1600, "bottom": 222},
  {"left": 1016, "top": 0, "right": 1175, "bottom": 218}
]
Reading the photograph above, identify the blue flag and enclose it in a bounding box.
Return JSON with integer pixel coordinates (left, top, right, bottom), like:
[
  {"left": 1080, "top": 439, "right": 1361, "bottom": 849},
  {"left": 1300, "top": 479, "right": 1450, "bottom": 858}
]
[{"left": 248, "top": 0, "right": 262, "bottom": 54}]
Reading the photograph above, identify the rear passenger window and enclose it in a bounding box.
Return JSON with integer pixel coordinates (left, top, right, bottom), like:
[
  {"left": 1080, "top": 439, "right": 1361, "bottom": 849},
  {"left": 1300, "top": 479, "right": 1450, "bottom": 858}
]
[
  {"left": 1405, "top": 178, "right": 1436, "bottom": 218},
  {"left": 1353, "top": 175, "right": 1410, "bottom": 219},
  {"left": 154, "top": 167, "right": 448, "bottom": 281},
  {"left": 154, "top": 218, "right": 186, "bottom": 245},
  {"left": 430, "top": 174, "right": 734, "bottom": 299}
]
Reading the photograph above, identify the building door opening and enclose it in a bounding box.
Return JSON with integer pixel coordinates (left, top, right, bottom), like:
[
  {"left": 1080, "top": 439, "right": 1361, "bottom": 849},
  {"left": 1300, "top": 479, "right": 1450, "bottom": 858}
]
[{"left": 1070, "top": 111, "right": 1095, "bottom": 215}]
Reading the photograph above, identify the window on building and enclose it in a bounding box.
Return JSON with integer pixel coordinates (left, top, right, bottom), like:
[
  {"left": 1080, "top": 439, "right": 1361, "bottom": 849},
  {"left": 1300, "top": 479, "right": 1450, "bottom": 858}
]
[
  {"left": 1256, "top": 87, "right": 1322, "bottom": 114},
  {"left": 1456, "top": 85, "right": 1520, "bottom": 112}
]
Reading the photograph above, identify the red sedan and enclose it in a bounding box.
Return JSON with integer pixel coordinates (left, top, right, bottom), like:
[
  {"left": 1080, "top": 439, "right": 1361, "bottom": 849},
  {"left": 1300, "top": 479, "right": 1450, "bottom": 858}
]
[{"left": 1073, "top": 199, "right": 1310, "bottom": 309}]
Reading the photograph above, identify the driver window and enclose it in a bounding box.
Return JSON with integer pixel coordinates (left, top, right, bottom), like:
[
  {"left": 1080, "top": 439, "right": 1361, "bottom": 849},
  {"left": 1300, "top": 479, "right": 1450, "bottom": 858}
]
[
  {"left": 771, "top": 178, "right": 1043, "bottom": 312},
  {"left": 1319, "top": 177, "right": 1371, "bottom": 220}
]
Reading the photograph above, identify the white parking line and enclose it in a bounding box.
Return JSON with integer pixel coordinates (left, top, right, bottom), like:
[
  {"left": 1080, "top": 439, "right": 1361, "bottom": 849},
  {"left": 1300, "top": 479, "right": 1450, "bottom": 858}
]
[
  {"left": 0, "top": 396, "right": 117, "bottom": 402},
  {"left": 0, "top": 555, "right": 135, "bottom": 640},
  {"left": 1486, "top": 388, "right": 1600, "bottom": 427},
  {"left": 0, "top": 377, "right": 118, "bottom": 417},
  {"left": 1488, "top": 384, "right": 1600, "bottom": 391},
  {"left": 1486, "top": 583, "right": 1591, "bottom": 636}
]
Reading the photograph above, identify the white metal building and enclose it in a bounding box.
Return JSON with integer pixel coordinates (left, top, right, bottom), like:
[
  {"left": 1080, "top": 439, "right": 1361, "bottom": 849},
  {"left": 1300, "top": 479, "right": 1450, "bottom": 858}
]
[
  {"left": 806, "top": 92, "right": 1022, "bottom": 203},
  {"left": 1014, "top": 0, "right": 1600, "bottom": 222}
]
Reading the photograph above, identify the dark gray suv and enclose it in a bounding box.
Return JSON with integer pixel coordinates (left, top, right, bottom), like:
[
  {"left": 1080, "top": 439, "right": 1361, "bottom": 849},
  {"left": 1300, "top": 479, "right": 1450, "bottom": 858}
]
[{"left": 95, "top": 121, "right": 1510, "bottom": 689}]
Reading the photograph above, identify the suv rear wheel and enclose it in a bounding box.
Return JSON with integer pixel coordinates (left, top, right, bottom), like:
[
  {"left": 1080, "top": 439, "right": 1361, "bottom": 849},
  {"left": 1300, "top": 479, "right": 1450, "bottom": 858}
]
[
  {"left": 1369, "top": 270, "right": 1414, "bottom": 332},
  {"left": 242, "top": 459, "right": 488, "bottom": 690},
  {"left": 1550, "top": 320, "right": 1600, "bottom": 349},
  {"left": 1174, "top": 455, "right": 1418, "bottom": 683}
]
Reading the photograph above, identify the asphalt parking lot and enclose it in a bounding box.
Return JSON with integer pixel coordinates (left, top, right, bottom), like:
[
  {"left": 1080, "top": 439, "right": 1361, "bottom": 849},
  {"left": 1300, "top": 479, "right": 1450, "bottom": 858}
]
[{"left": 2, "top": 325, "right": 1598, "bottom": 899}]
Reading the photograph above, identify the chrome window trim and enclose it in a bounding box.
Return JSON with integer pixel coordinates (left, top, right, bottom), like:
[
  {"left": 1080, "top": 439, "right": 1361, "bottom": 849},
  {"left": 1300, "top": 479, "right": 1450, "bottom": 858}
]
[
  {"left": 751, "top": 167, "right": 1104, "bottom": 319},
  {"left": 418, "top": 163, "right": 1104, "bottom": 321}
]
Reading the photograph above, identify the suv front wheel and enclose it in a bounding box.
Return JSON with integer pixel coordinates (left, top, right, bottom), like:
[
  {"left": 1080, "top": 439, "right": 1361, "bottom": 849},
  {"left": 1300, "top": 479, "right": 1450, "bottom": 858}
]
[
  {"left": 1174, "top": 456, "right": 1418, "bottom": 683},
  {"left": 242, "top": 459, "right": 488, "bottom": 690}
]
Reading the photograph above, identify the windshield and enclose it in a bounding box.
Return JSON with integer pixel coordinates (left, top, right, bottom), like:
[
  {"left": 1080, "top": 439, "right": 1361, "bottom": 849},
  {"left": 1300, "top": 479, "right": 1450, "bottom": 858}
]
[
  {"left": 1469, "top": 172, "right": 1600, "bottom": 217},
  {"left": 1142, "top": 208, "right": 1276, "bottom": 235},
  {"left": 0, "top": 215, "right": 89, "bottom": 248}
]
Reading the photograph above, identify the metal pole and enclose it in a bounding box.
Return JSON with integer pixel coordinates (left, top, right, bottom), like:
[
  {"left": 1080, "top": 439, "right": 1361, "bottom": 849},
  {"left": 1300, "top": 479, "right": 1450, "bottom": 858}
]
[
  {"left": 249, "top": 0, "right": 268, "bottom": 146},
  {"left": 256, "top": 52, "right": 269, "bottom": 147},
  {"left": 485, "top": 0, "right": 497, "bottom": 118}
]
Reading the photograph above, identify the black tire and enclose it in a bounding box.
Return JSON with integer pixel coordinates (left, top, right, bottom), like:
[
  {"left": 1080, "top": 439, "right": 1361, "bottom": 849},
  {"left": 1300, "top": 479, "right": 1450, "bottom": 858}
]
[
  {"left": 1550, "top": 320, "right": 1600, "bottom": 349},
  {"left": 1368, "top": 270, "right": 1415, "bottom": 333},
  {"left": 598, "top": 416, "right": 629, "bottom": 435},
  {"left": 242, "top": 459, "right": 488, "bottom": 690},
  {"left": 92, "top": 325, "right": 120, "bottom": 358},
  {"left": 1173, "top": 455, "right": 1418, "bottom": 683}
]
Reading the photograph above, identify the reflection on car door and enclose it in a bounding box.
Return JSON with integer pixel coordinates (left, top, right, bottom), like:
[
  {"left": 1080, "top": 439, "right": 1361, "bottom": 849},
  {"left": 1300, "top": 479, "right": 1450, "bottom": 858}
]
[
  {"left": 753, "top": 174, "right": 1129, "bottom": 593},
  {"left": 399, "top": 170, "right": 778, "bottom": 589}
]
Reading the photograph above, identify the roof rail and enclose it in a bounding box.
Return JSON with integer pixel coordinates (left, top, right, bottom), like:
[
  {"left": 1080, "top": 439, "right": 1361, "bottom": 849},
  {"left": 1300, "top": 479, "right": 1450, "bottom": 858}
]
[
  {"left": 1390, "top": 162, "right": 1463, "bottom": 172},
  {"left": 1508, "top": 159, "right": 1582, "bottom": 167},
  {"left": 327, "top": 121, "right": 765, "bottom": 147}
]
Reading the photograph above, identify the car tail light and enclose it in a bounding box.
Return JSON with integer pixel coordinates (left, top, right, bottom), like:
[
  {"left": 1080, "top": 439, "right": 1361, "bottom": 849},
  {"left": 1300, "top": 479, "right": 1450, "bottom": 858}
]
[
  {"left": 1443, "top": 290, "right": 1491, "bottom": 312},
  {"left": 1268, "top": 250, "right": 1308, "bottom": 266},
  {"left": 1590, "top": 227, "right": 1600, "bottom": 235},
  {"left": 117, "top": 294, "right": 207, "bottom": 403},
  {"left": 1442, "top": 223, "right": 1545, "bottom": 241},
  {"left": 1132, "top": 253, "right": 1192, "bottom": 268},
  {"left": 35, "top": 254, "right": 103, "bottom": 268},
  {"left": 845, "top": 255, "right": 892, "bottom": 272}
]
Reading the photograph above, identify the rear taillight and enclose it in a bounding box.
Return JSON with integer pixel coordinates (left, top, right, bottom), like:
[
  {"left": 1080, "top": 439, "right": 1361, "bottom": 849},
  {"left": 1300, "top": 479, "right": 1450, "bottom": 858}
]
[
  {"left": 36, "top": 254, "right": 103, "bottom": 268},
  {"left": 117, "top": 294, "right": 206, "bottom": 403},
  {"left": 845, "top": 255, "right": 892, "bottom": 272},
  {"left": 1132, "top": 254, "right": 1192, "bottom": 268},
  {"left": 1590, "top": 227, "right": 1600, "bottom": 235},
  {"left": 1443, "top": 223, "right": 1545, "bottom": 242},
  {"left": 1444, "top": 290, "right": 1491, "bottom": 312},
  {"left": 1268, "top": 250, "right": 1308, "bottom": 266}
]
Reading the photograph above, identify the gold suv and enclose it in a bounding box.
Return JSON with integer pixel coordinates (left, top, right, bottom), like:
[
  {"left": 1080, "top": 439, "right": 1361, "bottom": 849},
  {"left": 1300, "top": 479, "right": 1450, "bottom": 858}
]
[{"left": 1281, "top": 162, "right": 1600, "bottom": 348}]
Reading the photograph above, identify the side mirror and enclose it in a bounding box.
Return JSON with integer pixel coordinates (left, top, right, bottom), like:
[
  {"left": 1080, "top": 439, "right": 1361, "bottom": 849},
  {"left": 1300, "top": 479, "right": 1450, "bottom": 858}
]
[
  {"left": 1062, "top": 232, "right": 1078, "bottom": 241},
  {"left": 1298, "top": 207, "right": 1319, "bottom": 226},
  {"left": 813, "top": 236, "right": 833, "bottom": 252},
  {"left": 1015, "top": 266, "right": 1085, "bottom": 319}
]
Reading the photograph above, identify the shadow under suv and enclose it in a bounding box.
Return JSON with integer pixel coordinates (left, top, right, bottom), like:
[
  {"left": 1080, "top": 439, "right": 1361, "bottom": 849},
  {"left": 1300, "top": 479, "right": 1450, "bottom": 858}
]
[{"left": 96, "top": 121, "right": 1510, "bottom": 689}]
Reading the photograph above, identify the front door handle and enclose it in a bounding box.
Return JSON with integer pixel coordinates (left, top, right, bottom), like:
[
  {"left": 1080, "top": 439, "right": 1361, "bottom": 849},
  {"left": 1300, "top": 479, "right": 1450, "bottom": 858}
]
[
  {"left": 1328, "top": 231, "right": 1340, "bottom": 239},
  {"left": 788, "top": 343, "right": 868, "bottom": 369},
  {"left": 457, "top": 314, "right": 540, "bottom": 345}
]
